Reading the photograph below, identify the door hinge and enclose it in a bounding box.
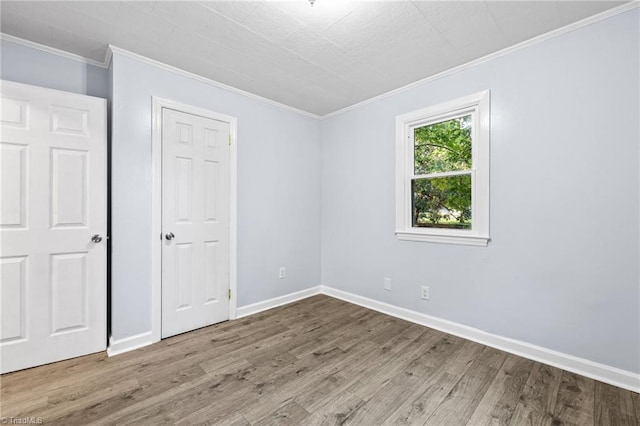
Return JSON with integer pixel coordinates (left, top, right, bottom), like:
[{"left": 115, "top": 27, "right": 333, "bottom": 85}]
[
  {"left": 228, "top": 135, "right": 232, "bottom": 146},
  {"left": 228, "top": 289, "right": 231, "bottom": 300}
]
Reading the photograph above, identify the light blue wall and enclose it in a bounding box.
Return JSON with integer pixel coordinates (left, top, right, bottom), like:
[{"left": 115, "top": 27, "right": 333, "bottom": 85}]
[
  {"left": 110, "top": 53, "right": 321, "bottom": 340},
  {"left": 0, "top": 39, "right": 108, "bottom": 98},
  {"left": 320, "top": 9, "right": 640, "bottom": 373}
]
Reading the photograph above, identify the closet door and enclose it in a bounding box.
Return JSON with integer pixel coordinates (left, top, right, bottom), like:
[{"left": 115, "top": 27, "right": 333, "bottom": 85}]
[
  {"left": 161, "top": 107, "right": 230, "bottom": 338},
  {"left": 0, "top": 80, "right": 107, "bottom": 373}
]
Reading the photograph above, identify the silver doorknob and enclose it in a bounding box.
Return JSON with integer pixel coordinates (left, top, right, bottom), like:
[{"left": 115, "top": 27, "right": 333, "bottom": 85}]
[
  {"left": 165, "top": 232, "right": 175, "bottom": 241},
  {"left": 91, "top": 234, "right": 103, "bottom": 243}
]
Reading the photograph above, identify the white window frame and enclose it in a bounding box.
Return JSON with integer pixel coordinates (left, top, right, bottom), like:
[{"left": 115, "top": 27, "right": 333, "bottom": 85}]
[{"left": 395, "top": 90, "right": 490, "bottom": 247}]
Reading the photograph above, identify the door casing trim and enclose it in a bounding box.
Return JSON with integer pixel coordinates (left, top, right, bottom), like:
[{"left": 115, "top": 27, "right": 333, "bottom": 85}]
[{"left": 151, "top": 97, "right": 238, "bottom": 344}]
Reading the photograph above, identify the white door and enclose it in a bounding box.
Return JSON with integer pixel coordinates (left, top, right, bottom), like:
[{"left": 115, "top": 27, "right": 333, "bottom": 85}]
[
  {"left": 161, "top": 108, "right": 230, "bottom": 338},
  {"left": 0, "top": 80, "right": 107, "bottom": 374}
]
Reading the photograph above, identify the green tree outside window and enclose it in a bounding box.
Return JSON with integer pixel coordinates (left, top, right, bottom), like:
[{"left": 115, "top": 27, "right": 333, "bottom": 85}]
[{"left": 412, "top": 115, "right": 472, "bottom": 229}]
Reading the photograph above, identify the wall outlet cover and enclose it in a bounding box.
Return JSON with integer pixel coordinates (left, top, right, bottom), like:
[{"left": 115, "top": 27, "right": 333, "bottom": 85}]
[
  {"left": 384, "top": 278, "right": 391, "bottom": 291},
  {"left": 421, "top": 285, "right": 429, "bottom": 300}
]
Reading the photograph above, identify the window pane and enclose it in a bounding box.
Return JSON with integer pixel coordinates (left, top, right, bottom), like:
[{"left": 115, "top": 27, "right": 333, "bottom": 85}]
[
  {"left": 412, "top": 174, "right": 472, "bottom": 229},
  {"left": 414, "top": 115, "right": 472, "bottom": 175}
]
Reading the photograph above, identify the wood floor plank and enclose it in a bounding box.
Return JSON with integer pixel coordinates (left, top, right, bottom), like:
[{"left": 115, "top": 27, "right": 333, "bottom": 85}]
[
  {"left": 93, "top": 359, "right": 253, "bottom": 425},
  {"left": 0, "top": 352, "right": 111, "bottom": 401},
  {"left": 44, "top": 378, "right": 140, "bottom": 421},
  {"left": 173, "top": 378, "right": 259, "bottom": 425},
  {"left": 207, "top": 411, "right": 250, "bottom": 426},
  {"left": 49, "top": 364, "right": 207, "bottom": 425},
  {"left": 475, "top": 345, "right": 509, "bottom": 370},
  {"left": 285, "top": 310, "right": 384, "bottom": 359},
  {"left": 550, "top": 370, "right": 595, "bottom": 426},
  {"left": 249, "top": 345, "right": 349, "bottom": 397},
  {"left": 286, "top": 310, "right": 372, "bottom": 358},
  {"left": 293, "top": 325, "right": 430, "bottom": 416},
  {"left": 346, "top": 328, "right": 443, "bottom": 401},
  {"left": 293, "top": 327, "right": 409, "bottom": 411},
  {"left": 240, "top": 340, "right": 380, "bottom": 424},
  {"left": 368, "top": 318, "right": 413, "bottom": 346},
  {"left": 197, "top": 327, "right": 299, "bottom": 374},
  {"left": 466, "top": 355, "right": 534, "bottom": 426},
  {"left": 308, "top": 324, "right": 428, "bottom": 410},
  {"left": 304, "top": 391, "right": 365, "bottom": 426},
  {"left": 130, "top": 365, "right": 254, "bottom": 425},
  {"left": 5, "top": 321, "right": 283, "bottom": 410},
  {"left": 595, "top": 381, "right": 636, "bottom": 426},
  {"left": 244, "top": 309, "right": 367, "bottom": 371},
  {"left": 403, "top": 333, "right": 465, "bottom": 377},
  {"left": 424, "top": 360, "right": 502, "bottom": 425},
  {"left": 631, "top": 391, "right": 640, "bottom": 425},
  {"left": 381, "top": 369, "right": 461, "bottom": 425},
  {"left": 343, "top": 371, "right": 424, "bottom": 425},
  {"left": 1, "top": 295, "right": 636, "bottom": 426},
  {"left": 439, "top": 340, "right": 487, "bottom": 377},
  {"left": 0, "top": 395, "right": 48, "bottom": 419},
  {"left": 254, "top": 400, "right": 310, "bottom": 426},
  {"left": 382, "top": 338, "right": 491, "bottom": 425},
  {"left": 510, "top": 362, "right": 562, "bottom": 426},
  {"left": 184, "top": 338, "right": 373, "bottom": 425}
]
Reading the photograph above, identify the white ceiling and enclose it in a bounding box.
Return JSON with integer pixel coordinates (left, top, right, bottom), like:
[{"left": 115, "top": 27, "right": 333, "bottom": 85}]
[{"left": 0, "top": 1, "right": 627, "bottom": 116}]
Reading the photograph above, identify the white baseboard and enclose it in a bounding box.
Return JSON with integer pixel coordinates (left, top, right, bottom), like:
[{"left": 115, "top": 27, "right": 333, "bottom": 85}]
[
  {"left": 107, "top": 331, "right": 154, "bottom": 357},
  {"left": 236, "top": 286, "right": 322, "bottom": 319},
  {"left": 320, "top": 285, "right": 640, "bottom": 394}
]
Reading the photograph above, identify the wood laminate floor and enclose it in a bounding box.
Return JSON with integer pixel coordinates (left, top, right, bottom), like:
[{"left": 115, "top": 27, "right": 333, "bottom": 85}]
[{"left": 1, "top": 295, "right": 638, "bottom": 425}]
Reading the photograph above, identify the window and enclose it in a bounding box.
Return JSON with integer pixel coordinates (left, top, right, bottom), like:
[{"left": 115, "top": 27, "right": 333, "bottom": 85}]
[{"left": 395, "top": 91, "right": 490, "bottom": 246}]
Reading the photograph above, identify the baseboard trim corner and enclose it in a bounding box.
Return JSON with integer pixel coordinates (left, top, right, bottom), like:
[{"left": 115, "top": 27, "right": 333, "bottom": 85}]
[
  {"left": 236, "top": 286, "right": 322, "bottom": 319},
  {"left": 107, "top": 331, "right": 154, "bottom": 357},
  {"left": 320, "top": 285, "right": 640, "bottom": 393}
]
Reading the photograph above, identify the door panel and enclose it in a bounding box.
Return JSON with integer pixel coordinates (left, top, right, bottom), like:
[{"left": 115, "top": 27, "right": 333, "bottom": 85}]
[
  {"left": 175, "top": 157, "right": 193, "bottom": 222},
  {"left": 51, "top": 148, "right": 88, "bottom": 227},
  {"left": 0, "top": 256, "right": 26, "bottom": 343},
  {"left": 203, "top": 160, "right": 219, "bottom": 222},
  {"left": 204, "top": 241, "right": 219, "bottom": 303},
  {"left": 0, "top": 80, "right": 106, "bottom": 374},
  {"left": 50, "top": 252, "right": 88, "bottom": 334},
  {"left": 175, "top": 242, "right": 193, "bottom": 310},
  {"left": 161, "top": 108, "right": 230, "bottom": 338},
  {"left": 0, "top": 142, "right": 27, "bottom": 227},
  {"left": 50, "top": 105, "right": 89, "bottom": 137}
]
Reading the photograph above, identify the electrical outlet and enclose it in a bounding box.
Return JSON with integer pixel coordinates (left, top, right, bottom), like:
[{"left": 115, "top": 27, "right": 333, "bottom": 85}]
[
  {"left": 384, "top": 278, "right": 391, "bottom": 291},
  {"left": 421, "top": 285, "right": 430, "bottom": 300},
  {"left": 279, "top": 267, "right": 286, "bottom": 279}
]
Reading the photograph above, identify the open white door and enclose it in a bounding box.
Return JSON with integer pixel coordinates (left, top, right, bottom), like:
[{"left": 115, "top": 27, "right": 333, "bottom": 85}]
[
  {"left": 0, "top": 80, "right": 107, "bottom": 374},
  {"left": 161, "top": 108, "right": 230, "bottom": 338}
]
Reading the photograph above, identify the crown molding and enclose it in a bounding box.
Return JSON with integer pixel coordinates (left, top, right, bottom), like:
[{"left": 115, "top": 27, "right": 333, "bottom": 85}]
[
  {"left": 0, "top": 33, "right": 108, "bottom": 69},
  {"left": 103, "top": 45, "right": 113, "bottom": 69},
  {"left": 320, "top": 1, "right": 640, "bottom": 120},
  {"left": 108, "top": 45, "right": 320, "bottom": 119}
]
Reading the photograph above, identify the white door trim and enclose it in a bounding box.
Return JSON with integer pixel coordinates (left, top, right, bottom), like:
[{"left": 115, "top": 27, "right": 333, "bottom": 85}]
[{"left": 151, "top": 97, "right": 237, "bottom": 345}]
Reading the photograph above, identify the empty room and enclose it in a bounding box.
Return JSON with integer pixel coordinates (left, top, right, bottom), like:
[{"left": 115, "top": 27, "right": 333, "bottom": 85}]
[{"left": 0, "top": 0, "right": 639, "bottom": 424}]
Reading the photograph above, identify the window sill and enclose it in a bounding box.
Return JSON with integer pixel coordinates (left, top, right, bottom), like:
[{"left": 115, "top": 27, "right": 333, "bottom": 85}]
[{"left": 395, "top": 231, "right": 490, "bottom": 247}]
